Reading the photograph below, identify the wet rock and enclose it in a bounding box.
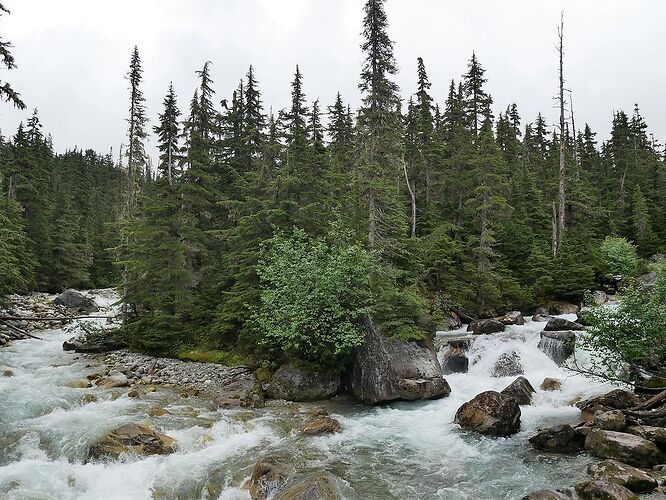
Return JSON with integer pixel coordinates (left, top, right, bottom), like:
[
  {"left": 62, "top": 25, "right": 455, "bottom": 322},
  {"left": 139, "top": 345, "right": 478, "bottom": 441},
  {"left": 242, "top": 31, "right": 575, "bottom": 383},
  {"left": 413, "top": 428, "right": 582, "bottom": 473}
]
[
  {"left": 127, "top": 389, "right": 142, "bottom": 398},
  {"left": 498, "top": 311, "right": 525, "bottom": 326},
  {"left": 79, "top": 394, "right": 98, "bottom": 404},
  {"left": 63, "top": 331, "right": 124, "bottom": 354},
  {"left": 529, "top": 424, "right": 585, "bottom": 454},
  {"left": 467, "top": 319, "right": 506, "bottom": 335},
  {"left": 584, "top": 429, "right": 663, "bottom": 468},
  {"left": 520, "top": 489, "right": 578, "bottom": 500},
  {"left": 532, "top": 314, "right": 554, "bottom": 322},
  {"left": 441, "top": 347, "right": 469, "bottom": 375},
  {"left": 454, "top": 390, "right": 521, "bottom": 436},
  {"left": 96, "top": 372, "right": 130, "bottom": 388},
  {"left": 88, "top": 423, "right": 176, "bottom": 460},
  {"left": 577, "top": 390, "right": 641, "bottom": 421},
  {"left": 587, "top": 459, "right": 657, "bottom": 493},
  {"left": 549, "top": 302, "right": 580, "bottom": 315},
  {"left": 491, "top": 351, "right": 523, "bottom": 377},
  {"left": 544, "top": 318, "right": 584, "bottom": 332},
  {"left": 591, "top": 290, "right": 609, "bottom": 306},
  {"left": 349, "top": 315, "right": 451, "bottom": 405},
  {"left": 149, "top": 407, "right": 170, "bottom": 417},
  {"left": 540, "top": 378, "right": 563, "bottom": 391},
  {"left": 266, "top": 364, "right": 340, "bottom": 402},
  {"left": 299, "top": 416, "right": 342, "bottom": 436},
  {"left": 246, "top": 456, "right": 293, "bottom": 500},
  {"left": 275, "top": 473, "right": 341, "bottom": 500},
  {"left": 65, "top": 379, "right": 92, "bottom": 389},
  {"left": 574, "top": 480, "right": 639, "bottom": 500},
  {"left": 446, "top": 336, "right": 474, "bottom": 350},
  {"left": 595, "top": 410, "right": 626, "bottom": 432},
  {"left": 54, "top": 290, "right": 97, "bottom": 312},
  {"left": 501, "top": 376, "right": 536, "bottom": 405},
  {"left": 538, "top": 331, "right": 576, "bottom": 365},
  {"left": 2, "top": 369, "right": 14, "bottom": 377},
  {"left": 625, "top": 425, "right": 666, "bottom": 445}
]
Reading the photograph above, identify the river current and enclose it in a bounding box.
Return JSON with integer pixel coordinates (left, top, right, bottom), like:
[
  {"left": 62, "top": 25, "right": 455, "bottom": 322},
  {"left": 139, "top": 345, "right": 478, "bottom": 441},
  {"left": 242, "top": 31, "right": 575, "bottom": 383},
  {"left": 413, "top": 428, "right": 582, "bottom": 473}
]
[{"left": 0, "top": 295, "right": 617, "bottom": 499}]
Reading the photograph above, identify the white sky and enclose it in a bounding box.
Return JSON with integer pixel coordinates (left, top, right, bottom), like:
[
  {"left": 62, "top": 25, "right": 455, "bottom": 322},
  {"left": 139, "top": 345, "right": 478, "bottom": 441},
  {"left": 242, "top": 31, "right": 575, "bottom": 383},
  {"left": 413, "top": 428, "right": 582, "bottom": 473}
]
[{"left": 1, "top": 0, "right": 664, "bottom": 158}]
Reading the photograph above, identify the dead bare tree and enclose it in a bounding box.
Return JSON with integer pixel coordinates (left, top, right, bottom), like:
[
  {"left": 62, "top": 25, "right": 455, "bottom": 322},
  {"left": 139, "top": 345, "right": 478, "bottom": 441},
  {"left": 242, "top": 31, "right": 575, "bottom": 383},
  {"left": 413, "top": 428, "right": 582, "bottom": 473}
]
[{"left": 554, "top": 12, "right": 567, "bottom": 255}]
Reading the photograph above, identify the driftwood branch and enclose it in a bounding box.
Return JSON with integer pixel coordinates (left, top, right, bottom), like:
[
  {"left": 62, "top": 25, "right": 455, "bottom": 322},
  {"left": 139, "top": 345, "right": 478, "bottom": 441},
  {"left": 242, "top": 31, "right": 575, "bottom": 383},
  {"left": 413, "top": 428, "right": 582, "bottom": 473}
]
[
  {"left": 630, "top": 389, "right": 666, "bottom": 412},
  {"left": 4, "top": 321, "right": 43, "bottom": 340}
]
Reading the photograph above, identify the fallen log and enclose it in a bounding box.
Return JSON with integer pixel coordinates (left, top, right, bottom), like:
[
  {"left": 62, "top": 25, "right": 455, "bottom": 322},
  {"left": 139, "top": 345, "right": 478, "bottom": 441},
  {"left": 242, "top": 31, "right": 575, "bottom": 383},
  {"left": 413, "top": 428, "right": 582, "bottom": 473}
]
[
  {"left": 630, "top": 389, "right": 666, "bottom": 411},
  {"left": 4, "top": 321, "right": 43, "bottom": 340}
]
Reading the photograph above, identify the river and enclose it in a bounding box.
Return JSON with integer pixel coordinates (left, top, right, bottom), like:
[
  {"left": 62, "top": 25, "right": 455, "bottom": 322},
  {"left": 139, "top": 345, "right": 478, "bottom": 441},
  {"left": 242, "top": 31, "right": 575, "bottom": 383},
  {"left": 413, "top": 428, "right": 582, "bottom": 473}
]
[{"left": 0, "top": 296, "right": 618, "bottom": 499}]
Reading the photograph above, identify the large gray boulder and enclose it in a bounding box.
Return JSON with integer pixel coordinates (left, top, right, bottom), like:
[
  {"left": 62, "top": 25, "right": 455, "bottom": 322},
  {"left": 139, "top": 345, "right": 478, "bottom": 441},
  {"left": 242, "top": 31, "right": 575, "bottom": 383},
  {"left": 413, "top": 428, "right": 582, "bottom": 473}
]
[
  {"left": 467, "top": 318, "right": 505, "bottom": 335},
  {"left": 63, "top": 331, "right": 124, "bottom": 353},
  {"left": 587, "top": 459, "right": 658, "bottom": 493},
  {"left": 501, "top": 376, "right": 535, "bottom": 405},
  {"left": 54, "top": 290, "right": 97, "bottom": 312},
  {"left": 528, "top": 424, "right": 585, "bottom": 454},
  {"left": 584, "top": 429, "right": 663, "bottom": 468},
  {"left": 538, "top": 331, "right": 576, "bottom": 365},
  {"left": 266, "top": 364, "right": 340, "bottom": 402},
  {"left": 454, "top": 390, "right": 521, "bottom": 436},
  {"left": 349, "top": 316, "right": 451, "bottom": 405},
  {"left": 544, "top": 318, "right": 584, "bottom": 331}
]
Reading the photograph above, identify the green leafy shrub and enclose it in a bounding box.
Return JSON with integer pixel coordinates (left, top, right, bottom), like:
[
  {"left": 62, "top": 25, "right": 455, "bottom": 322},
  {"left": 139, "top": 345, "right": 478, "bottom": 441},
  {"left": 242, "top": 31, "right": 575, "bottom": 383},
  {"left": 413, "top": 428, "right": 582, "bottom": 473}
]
[
  {"left": 600, "top": 236, "right": 639, "bottom": 281},
  {"left": 177, "top": 349, "right": 250, "bottom": 366},
  {"left": 251, "top": 226, "right": 373, "bottom": 366}
]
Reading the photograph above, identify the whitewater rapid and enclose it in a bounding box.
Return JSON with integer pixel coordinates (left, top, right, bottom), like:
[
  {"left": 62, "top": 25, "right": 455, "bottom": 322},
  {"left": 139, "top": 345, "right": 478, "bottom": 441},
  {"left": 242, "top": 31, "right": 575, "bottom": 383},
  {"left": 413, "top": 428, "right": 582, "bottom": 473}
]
[{"left": 0, "top": 306, "right": 617, "bottom": 499}]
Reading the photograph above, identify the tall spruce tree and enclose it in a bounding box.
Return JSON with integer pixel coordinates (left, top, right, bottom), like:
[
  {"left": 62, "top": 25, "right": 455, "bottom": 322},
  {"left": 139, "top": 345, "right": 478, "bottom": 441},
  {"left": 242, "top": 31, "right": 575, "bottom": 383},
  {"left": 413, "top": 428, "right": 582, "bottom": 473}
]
[
  {"left": 0, "top": 3, "right": 25, "bottom": 109},
  {"left": 125, "top": 46, "right": 149, "bottom": 213}
]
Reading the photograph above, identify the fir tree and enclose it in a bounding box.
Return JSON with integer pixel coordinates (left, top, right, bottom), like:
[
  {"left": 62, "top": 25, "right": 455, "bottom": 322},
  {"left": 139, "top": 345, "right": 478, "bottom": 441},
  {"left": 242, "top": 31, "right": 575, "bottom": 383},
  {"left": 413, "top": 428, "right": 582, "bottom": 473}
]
[{"left": 0, "top": 3, "right": 25, "bottom": 109}]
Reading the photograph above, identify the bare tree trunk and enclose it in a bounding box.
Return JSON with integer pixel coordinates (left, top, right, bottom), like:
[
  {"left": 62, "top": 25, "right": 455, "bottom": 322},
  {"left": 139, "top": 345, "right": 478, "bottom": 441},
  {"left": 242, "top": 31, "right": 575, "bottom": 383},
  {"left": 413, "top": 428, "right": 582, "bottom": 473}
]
[
  {"left": 556, "top": 13, "right": 566, "bottom": 252},
  {"left": 402, "top": 160, "right": 417, "bottom": 238},
  {"left": 368, "top": 195, "right": 378, "bottom": 248},
  {"left": 551, "top": 201, "right": 558, "bottom": 256}
]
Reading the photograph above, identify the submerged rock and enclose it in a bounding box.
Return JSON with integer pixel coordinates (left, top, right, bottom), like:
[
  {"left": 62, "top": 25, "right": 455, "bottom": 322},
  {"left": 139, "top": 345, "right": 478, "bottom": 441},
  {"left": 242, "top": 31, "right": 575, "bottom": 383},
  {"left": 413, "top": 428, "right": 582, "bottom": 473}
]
[
  {"left": 299, "top": 416, "right": 342, "bottom": 436},
  {"left": 587, "top": 459, "right": 657, "bottom": 493},
  {"left": 246, "top": 456, "right": 293, "bottom": 500},
  {"left": 538, "top": 331, "right": 576, "bottom": 365},
  {"left": 529, "top": 424, "right": 585, "bottom": 454},
  {"left": 497, "top": 311, "right": 525, "bottom": 326},
  {"left": 544, "top": 318, "right": 584, "bottom": 332},
  {"left": 574, "top": 480, "right": 639, "bottom": 500},
  {"left": 540, "top": 377, "right": 563, "bottom": 391},
  {"left": 441, "top": 347, "right": 469, "bottom": 375},
  {"left": 275, "top": 473, "right": 341, "bottom": 500},
  {"left": 491, "top": 351, "right": 523, "bottom": 377},
  {"left": 266, "top": 364, "right": 340, "bottom": 402},
  {"left": 584, "top": 429, "right": 662, "bottom": 468},
  {"left": 349, "top": 315, "right": 451, "bottom": 405},
  {"left": 501, "top": 376, "right": 535, "bottom": 405},
  {"left": 454, "top": 390, "right": 521, "bottom": 436},
  {"left": 65, "top": 379, "right": 92, "bottom": 389},
  {"left": 88, "top": 423, "right": 176, "bottom": 460},
  {"left": 54, "top": 289, "right": 97, "bottom": 312},
  {"left": 467, "top": 319, "right": 505, "bottom": 335}
]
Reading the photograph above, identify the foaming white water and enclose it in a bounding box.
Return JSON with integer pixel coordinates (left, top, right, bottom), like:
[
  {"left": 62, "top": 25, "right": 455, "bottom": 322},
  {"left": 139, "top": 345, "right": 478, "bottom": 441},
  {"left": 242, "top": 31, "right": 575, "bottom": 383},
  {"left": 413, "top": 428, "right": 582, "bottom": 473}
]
[{"left": 1, "top": 299, "right": 619, "bottom": 499}]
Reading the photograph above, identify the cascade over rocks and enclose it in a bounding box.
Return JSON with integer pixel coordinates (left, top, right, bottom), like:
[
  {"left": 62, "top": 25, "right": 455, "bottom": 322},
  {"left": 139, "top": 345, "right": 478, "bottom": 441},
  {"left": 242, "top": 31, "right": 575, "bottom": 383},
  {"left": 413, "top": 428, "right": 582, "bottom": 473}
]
[
  {"left": 528, "top": 424, "right": 585, "bottom": 453},
  {"left": 467, "top": 318, "right": 505, "bottom": 335},
  {"left": 501, "top": 376, "right": 535, "bottom": 405},
  {"left": 266, "top": 364, "right": 340, "bottom": 402},
  {"left": 587, "top": 459, "right": 658, "bottom": 493},
  {"left": 538, "top": 331, "right": 576, "bottom": 365},
  {"left": 349, "top": 315, "right": 451, "bottom": 405},
  {"left": 54, "top": 290, "right": 98, "bottom": 312},
  {"left": 441, "top": 347, "right": 469, "bottom": 374},
  {"left": 491, "top": 350, "right": 523, "bottom": 377},
  {"left": 246, "top": 456, "right": 294, "bottom": 500},
  {"left": 88, "top": 423, "right": 176, "bottom": 461},
  {"left": 584, "top": 429, "right": 663, "bottom": 468},
  {"left": 454, "top": 390, "right": 521, "bottom": 436},
  {"left": 544, "top": 318, "right": 584, "bottom": 332}
]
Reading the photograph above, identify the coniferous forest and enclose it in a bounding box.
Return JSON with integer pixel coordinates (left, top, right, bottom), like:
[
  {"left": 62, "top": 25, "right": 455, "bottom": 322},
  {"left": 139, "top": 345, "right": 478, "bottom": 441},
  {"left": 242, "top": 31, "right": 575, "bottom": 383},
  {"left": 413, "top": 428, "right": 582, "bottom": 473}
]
[{"left": 1, "top": 0, "right": 665, "bottom": 367}]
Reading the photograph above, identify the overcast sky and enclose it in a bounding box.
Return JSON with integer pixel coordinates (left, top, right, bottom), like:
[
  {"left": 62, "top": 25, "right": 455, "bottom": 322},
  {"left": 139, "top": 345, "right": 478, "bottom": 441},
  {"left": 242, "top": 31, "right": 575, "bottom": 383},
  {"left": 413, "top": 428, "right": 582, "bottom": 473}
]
[{"left": 1, "top": 0, "right": 664, "bottom": 159}]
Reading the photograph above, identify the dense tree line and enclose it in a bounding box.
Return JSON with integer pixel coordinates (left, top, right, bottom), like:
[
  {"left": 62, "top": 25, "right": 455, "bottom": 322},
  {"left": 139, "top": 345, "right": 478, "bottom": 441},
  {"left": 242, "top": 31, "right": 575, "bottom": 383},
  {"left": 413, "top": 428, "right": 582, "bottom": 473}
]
[{"left": 2, "top": 0, "right": 665, "bottom": 366}]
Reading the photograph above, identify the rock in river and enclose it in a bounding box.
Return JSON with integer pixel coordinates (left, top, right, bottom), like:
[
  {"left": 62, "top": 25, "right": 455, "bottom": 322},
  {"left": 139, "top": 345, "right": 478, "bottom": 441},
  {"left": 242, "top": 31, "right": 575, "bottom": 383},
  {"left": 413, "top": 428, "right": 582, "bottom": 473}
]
[
  {"left": 543, "top": 318, "right": 584, "bottom": 332},
  {"left": 299, "top": 416, "right": 342, "bottom": 436},
  {"left": 441, "top": 347, "right": 469, "bottom": 375},
  {"left": 574, "top": 480, "right": 639, "bottom": 500},
  {"left": 584, "top": 429, "right": 662, "bottom": 468},
  {"left": 349, "top": 315, "right": 451, "bottom": 405},
  {"left": 246, "top": 456, "right": 293, "bottom": 500},
  {"left": 266, "top": 364, "right": 340, "bottom": 402},
  {"left": 587, "top": 459, "right": 657, "bottom": 493},
  {"left": 491, "top": 351, "right": 523, "bottom": 377},
  {"left": 501, "top": 376, "right": 535, "bottom": 405},
  {"left": 54, "top": 289, "right": 97, "bottom": 312},
  {"left": 467, "top": 319, "right": 505, "bottom": 335},
  {"left": 497, "top": 311, "right": 525, "bottom": 326},
  {"left": 275, "top": 473, "right": 341, "bottom": 500},
  {"left": 454, "top": 390, "right": 521, "bottom": 436},
  {"left": 538, "top": 331, "right": 576, "bottom": 365},
  {"left": 63, "top": 330, "right": 124, "bottom": 353},
  {"left": 529, "top": 424, "right": 585, "bottom": 454},
  {"left": 88, "top": 423, "right": 176, "bottom": 461}
]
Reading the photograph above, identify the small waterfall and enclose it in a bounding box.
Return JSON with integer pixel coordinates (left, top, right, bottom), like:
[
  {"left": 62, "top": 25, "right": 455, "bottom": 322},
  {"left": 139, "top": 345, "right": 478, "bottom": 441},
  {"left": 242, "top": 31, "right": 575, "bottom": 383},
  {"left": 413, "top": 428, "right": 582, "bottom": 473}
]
[{"left": 538, "top": 335, "right": 568, "bottom": 364}]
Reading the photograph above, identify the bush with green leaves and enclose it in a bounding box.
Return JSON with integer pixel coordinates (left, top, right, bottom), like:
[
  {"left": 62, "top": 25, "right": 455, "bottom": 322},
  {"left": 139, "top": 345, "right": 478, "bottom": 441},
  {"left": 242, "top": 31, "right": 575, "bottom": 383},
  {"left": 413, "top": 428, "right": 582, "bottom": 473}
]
[
  {"left": 578, "top": 268, "right": 666, "bottom": 382},
  {"left": 599, "top": 236, "right": 639, "bottom": 282},
  {"left": 251, "top": 227, "right": 373, "bottom": 367}
]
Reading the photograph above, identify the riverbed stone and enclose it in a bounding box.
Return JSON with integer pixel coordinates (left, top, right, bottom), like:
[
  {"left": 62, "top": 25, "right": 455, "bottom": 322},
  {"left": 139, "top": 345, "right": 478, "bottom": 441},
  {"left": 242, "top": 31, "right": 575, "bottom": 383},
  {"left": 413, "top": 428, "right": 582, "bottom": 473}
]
[
  {"left": 275, "top": 473, "right": 341, "bottom": 500},
  {"left": 491, "top": 351, "right": 523, "bottom": 377},
  {"left": 54, "top": 289, "right": 97, "bottom": 312},
  {"left": 65, "top": 379, "right": 92, "bottom": 389},
  {"left": 96, "top": 372, "right": 130, "bottom": 388},
  {"left": 574, "top": 480, "right": 639, "bottom": 500},
  {"left": 587, "top": 459, "right": 658, "bottom": 493},
  {"left": 266, "top": 364, "right": 340, "bottom": 402},
  {"left": 299, "top": 416, "right": 342, "bottom": 436},
  {"left": 467, "top": 318, "right": 506, "bottom": 335},
  {"left": 540, "top": 377, "right": 563, "bottom": 391},
  {"left": 529, "top": 424, "right": 586, "bottom": 454},
  {"left": 501, "top": 376, "right": 535, "bottom": 405},
  {"left": 246, "top": 456, "right": 294, "bottom": 500},
  {"left": 349, "top": 315, "right": 451, "bottom": 405},
  {"left": 441, "top": 347, "right": 469, "bottom": 374},
  {"left": 454, "top": 390, "right": 521, "bottom": 436},
  {"left": 63, "top": 331, "right": 124, "bottom": 353},
  {"left": 584, "top": 429, "right": 663, "bottom": 468},
  {"left": 577, "top": 390, "right": 641, "bottom": 421},
  {"left": 520, "top": 489, "right": 578, "bottom": 500},
  {"left": 595, "top": 410, "right": 626, "bottom": 432},
  {"left": 625, "top": 425, "right": 666, "bottom": 445},
  {"left": 2, "top": 369, "right": 15, "bottom": 377},
  {"left": 88, "top": 423, "right": 176, "bottom": 461},
  {"left": 498, "top": 311, "right": 525, "bottom": 326}
]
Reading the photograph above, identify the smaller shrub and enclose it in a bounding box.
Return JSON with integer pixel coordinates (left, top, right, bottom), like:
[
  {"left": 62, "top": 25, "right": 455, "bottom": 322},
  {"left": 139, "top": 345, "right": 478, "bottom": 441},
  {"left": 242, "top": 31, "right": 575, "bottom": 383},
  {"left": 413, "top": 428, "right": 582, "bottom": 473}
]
[{"left": 600, "top": 236, "right": 639, "bottom": 282}]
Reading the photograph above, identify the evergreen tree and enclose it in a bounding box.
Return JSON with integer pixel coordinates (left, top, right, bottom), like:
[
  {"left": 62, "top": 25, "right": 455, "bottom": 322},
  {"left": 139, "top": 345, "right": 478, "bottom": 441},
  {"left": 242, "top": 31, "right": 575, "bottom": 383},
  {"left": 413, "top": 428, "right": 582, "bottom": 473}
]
[
  {"left": 125, "top": 46, "right": 149, "bottom": 212},
  {"left": 0, "top": 3, "right": 25, "bottom": 109}
]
